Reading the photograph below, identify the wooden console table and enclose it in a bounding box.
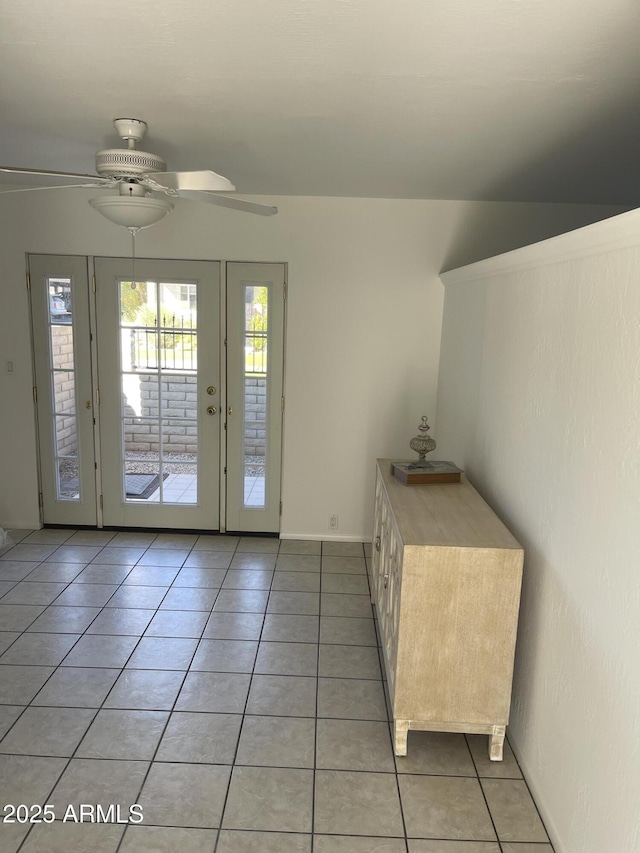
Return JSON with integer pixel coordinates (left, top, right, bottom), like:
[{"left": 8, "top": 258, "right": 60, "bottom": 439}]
[{"left": 370, "top": 459, "right": 524, "bottom": 760}]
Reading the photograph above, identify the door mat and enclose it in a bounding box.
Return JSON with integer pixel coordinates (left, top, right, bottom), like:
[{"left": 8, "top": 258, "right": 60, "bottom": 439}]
[
  {"left": 125, "top": 473, "right": 169, "bottom": 500},
  {"left": 57, "top": 472, "right": 170, "bottom": 500}
]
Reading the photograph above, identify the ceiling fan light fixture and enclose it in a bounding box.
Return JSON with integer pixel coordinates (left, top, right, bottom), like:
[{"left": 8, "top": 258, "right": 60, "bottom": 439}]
[{"left": 89, "top": 194, "right": 174, "bottom": 232}]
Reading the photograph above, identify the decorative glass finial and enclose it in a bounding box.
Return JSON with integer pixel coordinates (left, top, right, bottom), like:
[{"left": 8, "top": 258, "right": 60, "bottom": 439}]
[{"left": 409, "top": 416, "right": 436, "bottom": 461}]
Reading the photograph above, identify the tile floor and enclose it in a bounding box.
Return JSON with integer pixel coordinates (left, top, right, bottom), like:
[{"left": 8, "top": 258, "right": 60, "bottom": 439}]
[{"left": 0, "top": 529, "right": 553, "bottom": 853}]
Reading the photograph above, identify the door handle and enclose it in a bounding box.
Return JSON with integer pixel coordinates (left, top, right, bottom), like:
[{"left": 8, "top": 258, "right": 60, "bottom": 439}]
[
  {"left": 207, "top": 386, "right": 216, "bottom": 396},
  {"left": 207, "top": 406, "right": 217, "bottom": 415}
]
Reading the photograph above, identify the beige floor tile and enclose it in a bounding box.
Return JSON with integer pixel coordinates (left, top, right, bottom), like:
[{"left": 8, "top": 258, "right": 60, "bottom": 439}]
[
  {"left": 193, "top": 534, "right": 239, "bottom": 551},
  {"left": 0, "top": 706, "right": 95, "bottom": 757},
  {"left": 255, "top": 641, "right": 318, "bottom": 676},
  {"left": 395, "top": 731, "right": 477, "bottom": 776},
  {"left": 316, "top": 718, "right": 396, "bottom": 772},
  {"left": 315, "top": 836, "right": 406, "bottom": 852},
  {"left": 236, "top": 537, "right": 281, "bottom": 554},
  {"left": 190, "top": 639, "right": 258, "bottom": 672},
  {"left": 229, "top": 553, "right": 278, "bottom": 571},
  {"left": 120, "top": 825, "right": 218, "bottom": 852},
  {"left": 137, "top": 762, "right": 230, "bottom": 828},
  {"left": 0, "top": 562, "right": 42, "bottom": 582},
  {"left": 25, "top": 563, "right": 85, "bottom": 582},
  {"left": 267, "top": 591, "right": 320, "bottom": 615},
  {"left": 318, "top": 644, "right": 381, "bottom": 679},
  {"left": 85, "top": 608, "right": 155, "bottom": 635},
  {"left": 72, "top": 564, "right": 132, "bottom": 584},
  {"left": 322, "top": 573, "right": 370, "bottom": 595},
  {"left": 45, "top": 583, "right": 118, "bottom": 607},
  {"left": 467, "top": 734, "right": 523, "bottom": 778},
  {"left": 314, "top": 769, "right": 404, "bottom": 837},
  {"left": 137, "top": 548, "right": 190, "bottom": 567},
  {"left": 261, "top": 614, "right": 319, "bottom": 643},
  {"left": 275, "top": 554, "right": 321, "bottom": 572},
  {"left": 0, "top": 632, "right": 80, "bottom": 666},
  {"left": 278, "top": 539, "right": 322, "bottom": 556},
  {"left": 105, "top": 585, "right": 168, "bottom": 609},
  {"left": 481, "top": 779, "right": 550, "bottom": 843},
  {"left": 213, "top": 589, "right": 269, "bottom": 613},
  {"left": 1, "top": 582, "right": 68, "bottom": 606},
  {"left": 19, "top": 820, "right": 125, "bottom": 852},
  {"left": 173, "top": 567, "right": 227, "bottom": 586},
  {"left": 408, "top": 842, "right": 501, "bottom": 852},
  {"left": 319, "top": 616, "right": 377, "bottom": 646},
  {"left": 175, "top": 671, "right": 251, "bottom": 713},
  {"left": 236, "top": 714, "right": 315, "bottom": 768},
  {"left": 223, "top": 765, "right": 313, "bottom": 832},
  {"left": 0, "top": 754, "right": 67, "bottom": 808},
  {"left": 322, "top": 542, "right": 365, "bottom": 558},
  {"left": 0, "top": 705, "right": 24, "bottom": 738},
  {"left": 320, "top": 591, "right": 373, "bottom": 618},
  {"left": 76, "top": 709, "right": 168, "bottom": 760},
  {"left": 159, "top": 587, "right": 219, "bottom": 611},
  {"left": 156, "top": 711, "right": 242, "bottom": 764},
  {"left": 271, "top": 571, "right": 320, "bottom": 592},
  {"left": 103, "top": 669, "right": 185, "bottom": 710},
  {"left": 144, "top": 609, "right": 209, "bottom": 638},
  {"left": 222, "top": 570, "right": 274, "bottom": 590},
  {"left": 317, "top": 677, "right": 388, "bottom": 720},
  {"left": 26, "top": 605, "right": 101, "bottom": 633},
  {"left": 183, "top": 551, "right": 233, "bottom": 568},
  {"left": 123, "top": 565, "right": 180, "bottom": 585},
  {"left": 49, "top": 758, "right": 149, "bottom": 812},
  {"left": 0, "top": 605, "right": 47, "bottom": 632},
  {"left": 217, "top": 830, "right": 311, "bottom": 852},
  {"left": 0, "top": 665, "right": 55, "bottom": 704},
  {"left": 321, "top": 556, "right": 367, "bottom": 574},
  {"left": 126, "top": 636, "right": 198, "bottom": 670},
  {"left": 399, "top": 775, "right": 496, "bottom": 840},
  {"left": 60, "top": 634, "right": 139, "bottom": 667},
  {"left": 203, "top": 612, "right": 264, "bottom": 640},
  {"left": 32, "top": 667, "right": 120, "bottom": 708},
  {"left": 246, "top": 674, "right": 317, "bottom": 717}
]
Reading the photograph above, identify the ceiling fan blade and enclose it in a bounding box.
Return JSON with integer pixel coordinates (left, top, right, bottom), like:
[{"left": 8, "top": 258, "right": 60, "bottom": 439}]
[
  {"left": 145, "top": 170, "right": 236, "bottom": 192},
  {"left": 0, "top": 166, "right": 106, "bottom": 183},
  {"left": 0, "top": 182, "right": 111, "bottom": 195},
  {"left": 179, "top": 190, "right": 278, "bottom": 216}
]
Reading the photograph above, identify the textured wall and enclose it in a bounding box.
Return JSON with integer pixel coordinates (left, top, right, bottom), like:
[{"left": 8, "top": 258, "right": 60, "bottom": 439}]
[
  {"left": 0, "top": 189, "right": 627, "bottom": 532},
  {"left": 436, "top": 211, "right": 640, "bottom": 853}
]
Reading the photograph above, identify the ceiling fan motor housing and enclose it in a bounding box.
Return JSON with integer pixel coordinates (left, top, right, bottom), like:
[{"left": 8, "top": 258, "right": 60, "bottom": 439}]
[{"left": 95, "top": 148, "right": 167, "bottom": 179}]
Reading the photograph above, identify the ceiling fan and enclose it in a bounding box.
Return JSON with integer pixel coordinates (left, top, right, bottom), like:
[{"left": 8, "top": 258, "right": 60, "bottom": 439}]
[{"left": 0, "top": 118, "right": 278, "bottom": 232}]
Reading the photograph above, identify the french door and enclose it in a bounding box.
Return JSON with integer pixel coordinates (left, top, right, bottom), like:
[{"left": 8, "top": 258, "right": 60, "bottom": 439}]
[
  {"left": 95, "top": 258, "right": 221, "bottom": 528},
  {"left": 29, "top": 254, "right": 285, "bottom": 532}
]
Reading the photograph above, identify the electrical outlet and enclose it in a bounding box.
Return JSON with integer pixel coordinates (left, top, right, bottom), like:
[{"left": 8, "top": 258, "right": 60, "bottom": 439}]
[{"left": 329, "top": 513, "right": 339, "bottom": 530}]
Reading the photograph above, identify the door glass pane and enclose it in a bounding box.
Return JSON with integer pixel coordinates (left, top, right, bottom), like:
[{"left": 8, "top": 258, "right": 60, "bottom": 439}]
[
  {"left": 119, "top": 280, "right": 198, "bottom": 504},
  {"left": 46, "top": 276, "right": 80, "bottom": 501},
  {"left": 243, "top": 285, "right": 268, "bottom": 508}
]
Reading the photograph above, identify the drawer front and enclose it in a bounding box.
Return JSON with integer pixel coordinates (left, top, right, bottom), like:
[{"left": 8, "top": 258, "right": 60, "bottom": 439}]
[{"left": 378, "top": 505, "right": 402, "bottom": 697}]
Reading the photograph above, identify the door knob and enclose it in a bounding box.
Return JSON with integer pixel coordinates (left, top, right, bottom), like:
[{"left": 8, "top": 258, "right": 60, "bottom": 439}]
[
  {"left": 207, "top": 386, "right": 216, "bottom": 396},
  {"left": 207, "top": 406, "right": 217, "bottom": 415}
]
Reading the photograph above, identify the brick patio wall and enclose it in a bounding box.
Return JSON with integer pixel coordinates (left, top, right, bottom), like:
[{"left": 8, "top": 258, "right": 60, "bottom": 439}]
[
  {"left": 123, "top": 375, "right": 266, "bottom": 457},
  {"left": 51, "top": 325, "right": 78, "bottom": 457}
]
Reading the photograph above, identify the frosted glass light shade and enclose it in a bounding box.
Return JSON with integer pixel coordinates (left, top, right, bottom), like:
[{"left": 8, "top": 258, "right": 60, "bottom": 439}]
[{"left": 89, "top": 195, "right": 173, "bottom": 230}]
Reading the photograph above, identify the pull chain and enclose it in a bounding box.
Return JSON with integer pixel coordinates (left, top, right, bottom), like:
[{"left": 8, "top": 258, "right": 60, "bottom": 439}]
[{"left": 130, "top": 227, "right": 137, "bottom": 288}]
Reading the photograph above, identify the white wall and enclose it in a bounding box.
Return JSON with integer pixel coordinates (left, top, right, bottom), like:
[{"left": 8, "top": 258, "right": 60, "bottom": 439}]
[
  {"left": 0, "top": 189, "right": 625, "bottom": 536},
  {"left": 437, "top": 209, "right": 640, "bottom": 853}
]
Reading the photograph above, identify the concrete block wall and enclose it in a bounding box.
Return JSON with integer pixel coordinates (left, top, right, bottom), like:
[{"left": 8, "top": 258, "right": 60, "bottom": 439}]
[
  {"left": 51, "top": 325, "right": 77, "bottom": 457},
  {"left": 123, "top": 374, "right": 266, "bottom": 458}
]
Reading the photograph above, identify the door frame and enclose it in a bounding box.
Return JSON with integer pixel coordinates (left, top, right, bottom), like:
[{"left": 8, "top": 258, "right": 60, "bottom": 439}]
[{"left": 29, "top": 254, "right": 287, "bottom": 534}]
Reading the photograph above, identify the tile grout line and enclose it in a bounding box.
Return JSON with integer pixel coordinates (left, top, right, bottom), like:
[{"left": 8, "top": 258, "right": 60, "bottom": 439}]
[
  {"left": 113, "top": 535, "right": 240, "bottom": 853},
  {"left": 211, "top": 540, "right": 278, "bottom": 853}
]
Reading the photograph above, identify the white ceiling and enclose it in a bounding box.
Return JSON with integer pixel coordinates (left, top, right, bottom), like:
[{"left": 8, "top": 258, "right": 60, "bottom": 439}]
[{"left": 2, "top": 0, "right": 640, "bottom": 204}]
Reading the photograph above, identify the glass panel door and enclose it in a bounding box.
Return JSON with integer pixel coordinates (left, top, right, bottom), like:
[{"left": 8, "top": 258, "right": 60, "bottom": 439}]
[
  {"left": 226, "top": 263, "right": 285, "bottom": 532},
  {"left": 95, "top": 258, "right": 220, "bottom": 529},
  {"left": 29, "top": 255, "right": 97, "bottom": 525}
]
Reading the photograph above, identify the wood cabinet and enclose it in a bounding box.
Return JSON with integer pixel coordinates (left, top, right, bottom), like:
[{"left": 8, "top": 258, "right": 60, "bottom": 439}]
[{"left": 370, "top": 459, "right": 524, "bottom": 760}]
